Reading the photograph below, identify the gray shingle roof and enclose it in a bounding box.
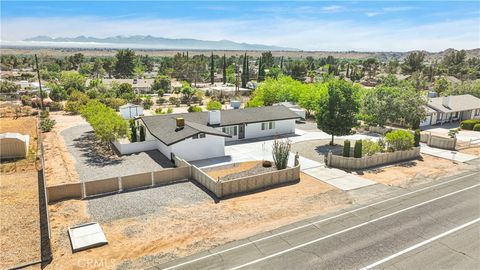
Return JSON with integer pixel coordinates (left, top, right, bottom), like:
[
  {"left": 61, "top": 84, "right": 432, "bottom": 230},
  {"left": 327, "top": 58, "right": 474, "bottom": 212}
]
[
  {"left": 428, "top": 94, "right": 480, "bottom": 113},
  {"left": 141, "top": 105, "right": 300, "bottom": 145}
]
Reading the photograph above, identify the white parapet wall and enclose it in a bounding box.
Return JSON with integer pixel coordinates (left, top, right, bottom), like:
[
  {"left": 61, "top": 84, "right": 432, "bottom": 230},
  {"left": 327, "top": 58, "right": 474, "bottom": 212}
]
[{"left": 112, "top": 139, "right": 158, "bottom": 155}]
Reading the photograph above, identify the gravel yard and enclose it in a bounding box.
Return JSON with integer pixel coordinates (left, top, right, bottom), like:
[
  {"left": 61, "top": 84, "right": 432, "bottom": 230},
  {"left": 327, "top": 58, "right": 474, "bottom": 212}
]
[
  {"left": 88, "top": 181, "right": 211, "bottom": 222},
  {"left": 61, "top": 124, "right": 173, "bottom": 182},
  {"left": 291, "top": 138, "right": 348, "bottom": 163},
  {"left": 203, "top": 161, "right": 277, "bottom": 181}
]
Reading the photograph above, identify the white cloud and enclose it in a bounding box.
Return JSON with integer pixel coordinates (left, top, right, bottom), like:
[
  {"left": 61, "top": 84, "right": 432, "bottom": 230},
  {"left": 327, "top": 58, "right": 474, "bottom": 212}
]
[
  {"left": 0, "top": 16, "right": 478, "bottom": 52},
  {"left": 365, "top": 12, "right": 381, "bottom": 17},
  {"left": 321, "top": 5, "right": 343, "bottom": 12}
]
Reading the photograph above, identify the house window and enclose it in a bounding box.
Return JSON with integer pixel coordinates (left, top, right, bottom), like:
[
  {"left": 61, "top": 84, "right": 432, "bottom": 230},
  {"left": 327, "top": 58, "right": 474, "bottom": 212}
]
[
  {"left": 261, "top": 121, "right": 275, "bottom": 130},
  {"left": 222, "top": 126, "right": 237, "bottom": 136},
  {"left": 192, "top": 133, "right": 206, "bottom": 139}
]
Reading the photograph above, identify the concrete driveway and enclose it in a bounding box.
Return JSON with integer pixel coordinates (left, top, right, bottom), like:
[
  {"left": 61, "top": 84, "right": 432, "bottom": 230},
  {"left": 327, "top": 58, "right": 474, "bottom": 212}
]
[{"left": 191, "top": 129, "right": 377, "bottom": 191}]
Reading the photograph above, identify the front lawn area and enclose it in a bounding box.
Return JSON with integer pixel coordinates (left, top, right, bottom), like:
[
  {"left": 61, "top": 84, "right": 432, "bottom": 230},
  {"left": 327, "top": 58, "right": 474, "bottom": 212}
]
[{"left": 202, "top": 161, "right": 277, "bottom": 181}]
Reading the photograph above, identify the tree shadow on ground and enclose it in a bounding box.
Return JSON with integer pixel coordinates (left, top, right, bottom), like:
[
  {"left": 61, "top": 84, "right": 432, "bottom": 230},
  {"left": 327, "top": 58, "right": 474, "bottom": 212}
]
[
  {"left": 314, "top": 143, "right": 344, "bottom": 156},
  {"left": 72, "top": 131, "right": 123, "bottom": 167}
]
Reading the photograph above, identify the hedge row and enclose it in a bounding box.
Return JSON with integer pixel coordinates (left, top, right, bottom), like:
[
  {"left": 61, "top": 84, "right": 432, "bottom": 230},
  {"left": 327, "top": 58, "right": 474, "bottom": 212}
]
[{"left": 461, "top": 119, "right": 480, "bottom": 130}]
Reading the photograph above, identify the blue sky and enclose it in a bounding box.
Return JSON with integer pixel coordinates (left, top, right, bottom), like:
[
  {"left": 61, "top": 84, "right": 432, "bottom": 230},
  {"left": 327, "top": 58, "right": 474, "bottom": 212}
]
[{"left": 1, "top": 1, "right": 479, "bottom": 51}]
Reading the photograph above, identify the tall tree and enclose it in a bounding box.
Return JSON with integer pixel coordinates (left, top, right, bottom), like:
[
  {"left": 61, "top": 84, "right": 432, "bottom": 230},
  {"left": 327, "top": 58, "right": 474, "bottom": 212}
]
[
  {"left": 258, "top": 57, "right": 265, "bottom": 82},
  {"left": 401, "top": 52, "right": 425, "bottom": 74},
  {"left": 222, "top": 54, "right": 227, "bottom": 84},
  {"left": 114, "top": 49, "right": 136, "bottom": 78},
  {"left": 210, "top": 52, "right": 215, "bottom": 85},
  {"left": 280, "top": 56, "right": 284, "bottom": 70},
  {"left": 316, "top": 79, "right": 359, "bottom": 145},
  {"left": 261, "top": 51, "right": 274, "bottom": 68},
  {"left": 241, "top": 52, "right": 247, "bottom": 88}
]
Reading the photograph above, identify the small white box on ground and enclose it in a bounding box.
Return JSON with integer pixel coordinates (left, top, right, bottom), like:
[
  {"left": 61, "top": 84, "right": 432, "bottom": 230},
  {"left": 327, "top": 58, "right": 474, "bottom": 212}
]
[{"left": 68, "top": 222, "right": 108, "bottom": 252}]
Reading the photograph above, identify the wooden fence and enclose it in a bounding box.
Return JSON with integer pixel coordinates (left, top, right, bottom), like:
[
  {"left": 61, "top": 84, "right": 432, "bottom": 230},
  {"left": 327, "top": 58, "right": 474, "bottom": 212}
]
[
  {"left": 47, "top": 160, "right": 190, "bottom": 203},
  {"left": 420, "top": 132, "right": 456, "bottom": 150},
  {"left": 327, "top": 147, "right": 420, "bottom": 170}
]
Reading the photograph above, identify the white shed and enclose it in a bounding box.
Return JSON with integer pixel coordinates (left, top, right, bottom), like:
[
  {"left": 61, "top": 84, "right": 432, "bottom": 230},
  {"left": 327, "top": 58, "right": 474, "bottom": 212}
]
[
  {"left": 119, "top": 103, "right": 144, "bottom": 119},
  {"left": 0, "top": 133, "right": 29, "bottom": 159}
]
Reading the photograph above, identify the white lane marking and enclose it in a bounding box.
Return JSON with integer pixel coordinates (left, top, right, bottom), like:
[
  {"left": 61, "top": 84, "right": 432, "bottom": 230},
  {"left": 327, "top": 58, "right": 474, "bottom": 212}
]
[
  {"left": 360, "top": 217, "right": 480, "bottom": 270},
  {"left": 229, "top": 183, "right": 480, "bottom": 270},
  {"left": 162, "top": 172, "right": 478, "bottom": 270}
]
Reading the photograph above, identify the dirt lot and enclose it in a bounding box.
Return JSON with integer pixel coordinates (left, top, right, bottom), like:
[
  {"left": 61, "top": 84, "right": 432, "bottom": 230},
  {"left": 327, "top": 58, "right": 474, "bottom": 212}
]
[
  {"left": 43, "top": 112, "right": 84, "bottom": 186},
  {"left": 0, "top": 117, "right": 41, "bottom": 269},
  {"left": 359, "top": 154, "right": 473, "bottom": 188},
  {"left": 45, "top": 173, "right": 349, "bottom": 270},
  {"left": 203, "top": 161, "right": 277, "bottom": 181},
  {"left": 458, "top": 146, "right": 480, "bottom": 156}
]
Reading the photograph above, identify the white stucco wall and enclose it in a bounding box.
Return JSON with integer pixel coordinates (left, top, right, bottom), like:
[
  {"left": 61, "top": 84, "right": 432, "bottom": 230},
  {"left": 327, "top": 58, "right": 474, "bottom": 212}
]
[
  {"left": 157, "top": 140, "right": 172, "bottom": 160},
  {"left": 112, "top": 140, "right": 158, "bottom": 155},
  {"left": 244, "top": 119, "right": 296, "bottom": 139},
  {"left": 171, "top": 135, "right": 225, "bottom": 161}
]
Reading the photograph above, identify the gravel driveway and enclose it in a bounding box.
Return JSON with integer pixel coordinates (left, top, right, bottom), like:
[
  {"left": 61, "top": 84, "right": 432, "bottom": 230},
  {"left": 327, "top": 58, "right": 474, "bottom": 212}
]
[
  {"left": 88, "top": 181, "right": 211, "bottom": 222},
  {"left": 61, "top": 124, "right": 173, "bottom": 182}
]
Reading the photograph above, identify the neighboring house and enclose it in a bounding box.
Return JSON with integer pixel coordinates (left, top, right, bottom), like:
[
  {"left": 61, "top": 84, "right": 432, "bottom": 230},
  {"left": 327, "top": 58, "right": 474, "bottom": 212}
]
[
  {"left": 421, "top": 94, "right": 480, "bottom": 126},
  {"left": 273, "top": 102, "right": 306, "bottom": 120},
  {"left": 119, "top": 103, "right": 144, "bottom": 119},
  {"left": 137, "top": 106, "right": 299, "bottom": 161},
  {"left": 87, "top": 79, "right": 155, "bottom": 94}
]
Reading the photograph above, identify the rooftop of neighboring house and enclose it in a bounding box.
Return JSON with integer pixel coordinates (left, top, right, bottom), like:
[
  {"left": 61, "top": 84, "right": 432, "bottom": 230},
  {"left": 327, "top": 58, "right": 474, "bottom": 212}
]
[
  {"left": 428, "top": 94, "right": 480, "bottom": 113},
  {"left": 140, "top": 105, "right": 300, "bottom": 146},
  {"left": 86, "top": 78, "right": 154, "bottom": 88}
]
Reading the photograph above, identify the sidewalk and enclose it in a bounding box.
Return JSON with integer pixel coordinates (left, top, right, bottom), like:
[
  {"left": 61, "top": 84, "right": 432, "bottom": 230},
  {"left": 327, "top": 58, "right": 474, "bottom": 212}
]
[
  {"left": 420, "top": 143, "right": 478, "bottom": 163},
  {"left": 303, "top": 166, "right": 377, "bottom": 191}
]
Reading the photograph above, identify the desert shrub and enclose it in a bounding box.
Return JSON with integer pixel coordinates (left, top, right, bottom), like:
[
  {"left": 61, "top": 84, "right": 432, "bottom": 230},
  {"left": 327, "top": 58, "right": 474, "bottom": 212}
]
[
  {"left": 169, "top": 97, "right": 181, "bottom": 107},
  {"left": 473, "top": 124, "right": 480, "bottom": 131},
  {"left": 143, "top": 97, "right": 153, "bottom": 109},
  {"left": 362, "top": 140, "right": 382, "bottom": 156},
  {"left": 378, "top": 137, "right": 386, "bottom": 150},
  {"left": 156, "top": 98, "right": 166, "bottom": 105},
  {"left": 40, "top": 118, "right": 56, "bottom": 132},
  {"left": 188, "top": 105, "right": 202, "bottom": 113},
  {"left": 155, "top": 108, "right": 164, "bottom": 114},
  {"left": 343, "top": 140, "right": 351, "bottom": 157},
  {"left": 448, "top": 128, "right": 459, "bottom": 138},
  {"left": 385, "top": 129, "right": 414, "bottom": 151},
  {"left": 460, "top": 119, "right": 480, "bottom": 130},
  {"left": 64, "top": 101, "right": 82, "bottom": 114},
  {"left": 272, "top": 138, "right": 291, "bottom": 170},
  {"left": 414, "top": 129, "right": 421, "bottom": 147},
  {"left": 48, "top": 102, "right": 63, "bottom": 111},
  {"left": 206, "top": 100, "right": 222, "bottom": 111},
  {"left": 354, "top": 140, "right": 362, "bottom": 158},
  {"left": 167, "top": 108, "right": 173, "bottom": 114},
  {"left": 39, "top": 110, "right": 49, "bottom": 119}
]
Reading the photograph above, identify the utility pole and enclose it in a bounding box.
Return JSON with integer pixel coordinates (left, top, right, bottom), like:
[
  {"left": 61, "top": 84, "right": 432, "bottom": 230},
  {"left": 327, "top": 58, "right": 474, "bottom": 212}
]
[{"left": 34, "top": 54, "right": 44, "bottom": 110}]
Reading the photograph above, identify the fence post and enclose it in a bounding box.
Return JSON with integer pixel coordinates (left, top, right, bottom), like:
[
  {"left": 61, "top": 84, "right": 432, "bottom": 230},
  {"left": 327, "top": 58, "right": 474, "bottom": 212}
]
[
  {"left": 151, "top": 172, "right": 155, "bottom": 186},
  {"left": 118, "top": 176, "right": 123, "bottom": 193}
]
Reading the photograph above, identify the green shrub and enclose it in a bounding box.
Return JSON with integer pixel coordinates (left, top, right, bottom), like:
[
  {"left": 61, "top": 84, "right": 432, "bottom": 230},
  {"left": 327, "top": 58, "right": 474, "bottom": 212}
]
[
  {"left": 414, "top": 129, "right": 421, "bottom": 147},
  {"left": 40, "top": 118, "right": 56, "bottom": 132},
  {"left": 48, "top": 102, "right": 63, "bottom": 111},
  {"left": 354, "top": 140, "right": 362, "bottom": 158},
  {"left": 155, "top": 108, "right": 164, "bottom": 114},
  {"left": 188, "top": 105, "right": 202, "bottom": 113},
  {"left": 206, "top": 100, "right": 222, "bottom": 111},
  {"left": 343, "top": 140, "right": 351, "bottom": 157},
  {"left": 139, "top": 125, "right": 145, "bottom": 142},
  {"left": 385, "top": 129, "right": 414, "bottom": 151},
  {"left": 460, "top": 119, "right": 480, "bottom": 130},
  {"left": 362, "top": 140, "right": 382, "bottom": 156},
  {"left": 156, "top": 98, "right": 166, "bottom": 105},
  {"left": 40, "top": 110, "right": 49, "bottom": 119},
  {"left": 130, "top": 120, "right": 137, "bottom": 142},
  {"left": 80, "top": 100, "right": 128, "bottom": 143},
  {"left": 474, "top": 124, "right": 480, "bottom": 131},
  {"left": 167, "top": 108, "right": 173, "bottom": 114}
]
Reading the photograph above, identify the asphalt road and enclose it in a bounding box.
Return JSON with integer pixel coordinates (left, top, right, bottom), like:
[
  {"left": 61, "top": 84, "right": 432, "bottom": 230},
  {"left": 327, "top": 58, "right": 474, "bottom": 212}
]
[{"left": 154, "top": 171, "right": 480, "bottom": 270}]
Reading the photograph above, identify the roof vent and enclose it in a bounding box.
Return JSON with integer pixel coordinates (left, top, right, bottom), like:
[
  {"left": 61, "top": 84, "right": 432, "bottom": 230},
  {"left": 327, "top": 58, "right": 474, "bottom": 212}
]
[
  {"left": 208, "top": 110, "right": 221, "bottom": 125},
  {"left": 176, "top": 118, "right": 185, "bottom": 129},
  {"left": 442, "top": 96, "right": 450, "bottom": 109}
]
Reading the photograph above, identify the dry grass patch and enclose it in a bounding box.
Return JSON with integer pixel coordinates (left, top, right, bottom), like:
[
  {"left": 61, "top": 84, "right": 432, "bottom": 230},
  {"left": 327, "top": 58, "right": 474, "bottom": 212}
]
[
  {"left": 0, "top": 116, "right": 41, "bottom": 269},
  {"left": 360, "top": 155, "right": 472, "bottom": 188},
  {"left": 46, "top": 173, "right": 349, "bottom": 269}
]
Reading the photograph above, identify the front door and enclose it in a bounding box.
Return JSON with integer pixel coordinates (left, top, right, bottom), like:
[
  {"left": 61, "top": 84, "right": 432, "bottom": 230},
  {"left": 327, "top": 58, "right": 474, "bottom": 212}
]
[{"left": 238, "top": 124, "right": 245, "bottom": 139}]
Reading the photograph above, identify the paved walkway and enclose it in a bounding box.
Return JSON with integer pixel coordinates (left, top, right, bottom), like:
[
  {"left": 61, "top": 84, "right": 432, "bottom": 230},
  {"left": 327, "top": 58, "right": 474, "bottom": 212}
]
[
  {"left": 303, "top": 166, "right": 377, "bottom": 191},
  {"left": 420, "top": 143, "right": 478, "bottom": 163}
]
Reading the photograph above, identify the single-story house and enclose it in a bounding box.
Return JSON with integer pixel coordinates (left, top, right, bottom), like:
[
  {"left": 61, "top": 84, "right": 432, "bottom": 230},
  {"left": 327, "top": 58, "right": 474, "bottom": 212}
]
[
  {"left": 119, "top": 103, "right": 144, "bottom": 119},
  {"left": 137, "top": 106, "right": 299, "bottom": 161},
  {"left": 421, "top": 94, "right": 480, "bottom": 126},
  {"left": 86, "top": 79, "right": 155, "bottom": 94}
]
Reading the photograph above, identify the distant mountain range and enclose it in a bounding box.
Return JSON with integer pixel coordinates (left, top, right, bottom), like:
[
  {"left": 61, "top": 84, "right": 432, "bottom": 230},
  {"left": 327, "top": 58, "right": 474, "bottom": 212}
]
[{"left": 23, "top": 35, "right": 297, "bottom": 51}]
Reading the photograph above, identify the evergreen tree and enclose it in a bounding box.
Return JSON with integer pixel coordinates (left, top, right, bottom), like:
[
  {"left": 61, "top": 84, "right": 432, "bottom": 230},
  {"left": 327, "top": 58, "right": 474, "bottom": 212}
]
[
  {"left": 114, "top": 49, "right": 136, "bottom": 78},
  {"left": 258, "top": 57, "right": 265, "bottom": 82},
  {"left": 280, "top": 56, "right": 284, "bottom": 70},
  {"left": 222, "top": 54, "right": 227, "bottom": 84},
  {"left": 241, "top": 52, "right": 247, "bottom": 88},
  {"left": 210, "top": 52, "right": 215, "bottom": 85}
]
